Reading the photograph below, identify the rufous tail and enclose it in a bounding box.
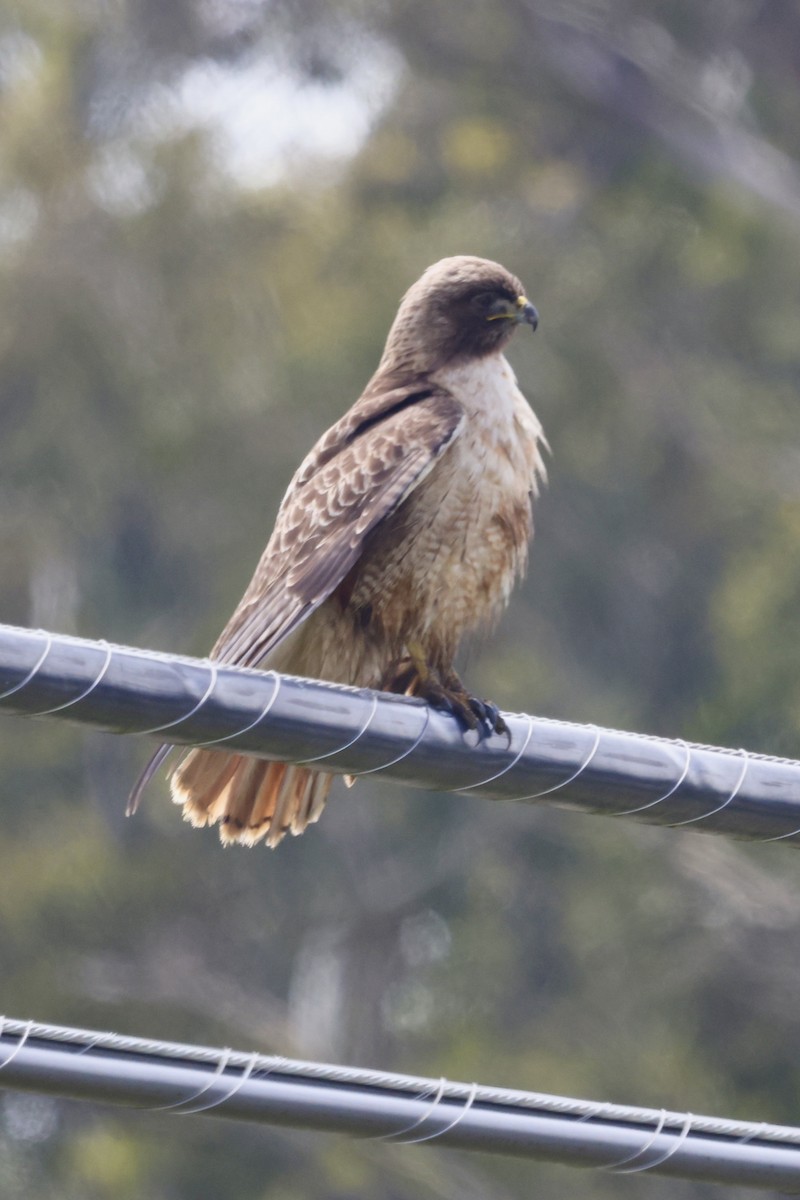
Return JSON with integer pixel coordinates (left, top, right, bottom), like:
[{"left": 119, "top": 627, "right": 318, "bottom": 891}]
[{"left": 169, "top": 748, "right": 332, "bottom": 848}]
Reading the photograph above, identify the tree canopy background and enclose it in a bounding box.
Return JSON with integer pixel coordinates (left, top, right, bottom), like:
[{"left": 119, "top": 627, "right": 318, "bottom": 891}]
[{"left": 2, "top": 1, "right": 800, "bottom": 1196}]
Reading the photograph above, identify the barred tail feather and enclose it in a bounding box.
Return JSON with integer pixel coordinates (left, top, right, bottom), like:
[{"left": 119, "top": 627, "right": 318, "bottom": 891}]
[{"left": 170, "top": 749, "right": 333, "bottom": 848}]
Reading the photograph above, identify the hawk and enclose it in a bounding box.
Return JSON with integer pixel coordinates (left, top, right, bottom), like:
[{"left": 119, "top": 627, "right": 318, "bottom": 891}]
[{"left": 129, "top": 256, "right": 546, "bottom": 846}]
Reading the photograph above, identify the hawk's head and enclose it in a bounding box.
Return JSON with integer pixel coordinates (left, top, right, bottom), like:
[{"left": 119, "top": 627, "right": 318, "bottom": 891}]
[{"left": 383, "top": 256, "right": 538, "bottom": 372}]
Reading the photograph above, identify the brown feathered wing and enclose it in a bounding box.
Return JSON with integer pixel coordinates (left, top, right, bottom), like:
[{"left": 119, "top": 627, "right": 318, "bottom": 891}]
[{"left": 129, "top": 385, "right": 465, "bottom": 847}]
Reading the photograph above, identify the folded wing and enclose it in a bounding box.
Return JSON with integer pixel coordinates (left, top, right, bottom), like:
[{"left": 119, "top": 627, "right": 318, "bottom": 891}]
[{"left": 212, "top": 386, "right": 465, "bottom": 667}]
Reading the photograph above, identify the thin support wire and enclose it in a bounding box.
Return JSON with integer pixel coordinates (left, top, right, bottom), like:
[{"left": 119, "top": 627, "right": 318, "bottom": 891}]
[
  {"left": 175, "top": 1052, "right": 260, "bottom": 1116},
  {"left": 0, "top": 631, "right": 51, "bottom": 701},
  {"left": 397, "top": 1082, "right": 479, "bottom": 1145},
  {"left": 297, "top": 692, "right": 378, "bottom": 765},
  {"left": 610, "top": 739, "right": 692, "bottom": 816},
  {"left": 135, "top": 661, "right": 219, "bottom": 736},
  {"left": 612, "top": 1114, "right": 694, "bottom": 1176},
  {"left": 26, "top": 641, "right": 114, "bottom": 716},
  {"left": 193, "top": 672, "right": 281, "bottom": 748},
  {"left": 670, "top": 750, "right": 749, "bottom": 827},
  {"left": 511, "top": 724, "right": 602, "bottom": 802},
  {"left": 350, "top": 703, "right": 432, "bottom": 779},
  {"left": 149, "top": 1047, "right": 233, "bottom": 1113},
  {"left": 600, "top": 1109, "right": 667, "bottom": 1171},
  {"left": 364, "top": 1079, "right": 446, "bottom": 1143}
]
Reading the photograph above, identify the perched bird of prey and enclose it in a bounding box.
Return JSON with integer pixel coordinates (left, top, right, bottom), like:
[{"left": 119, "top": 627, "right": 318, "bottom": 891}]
[{"left": 129, "top": 255, "right": 546, "bottom": 847}]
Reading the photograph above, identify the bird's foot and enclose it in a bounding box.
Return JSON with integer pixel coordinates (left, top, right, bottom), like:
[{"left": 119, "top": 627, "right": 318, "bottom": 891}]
[
  {"left": 439, "top": 668, "right": 509, "bottom": 737},
  {"left": 381, "top": 656, "right": 508, "bottom": 737},
  {"left": 465, "top": 695, "right": 509, "bottom": 737}
]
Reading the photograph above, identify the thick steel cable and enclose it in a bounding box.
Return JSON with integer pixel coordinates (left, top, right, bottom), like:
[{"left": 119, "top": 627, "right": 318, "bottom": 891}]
[
  {"left": 0, "top": 1017, "right": 798, "bottom": 1188},
  {"left": 1, "top": 622, "right": 800, "bottom": 843}
]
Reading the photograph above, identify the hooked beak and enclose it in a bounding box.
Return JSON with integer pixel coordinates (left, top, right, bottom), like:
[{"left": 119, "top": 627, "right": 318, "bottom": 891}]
[{"left": 515, "top": 296, "right": 539, "bottom": 331}]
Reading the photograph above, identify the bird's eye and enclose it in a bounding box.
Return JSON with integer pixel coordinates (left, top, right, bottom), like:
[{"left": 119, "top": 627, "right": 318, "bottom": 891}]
[{"left": 471, "top": 291, "right": 499, "bottom": 310}]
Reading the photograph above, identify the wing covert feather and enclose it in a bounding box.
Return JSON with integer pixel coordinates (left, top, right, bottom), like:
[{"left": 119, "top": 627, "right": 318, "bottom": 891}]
[{"left": 212, "top": 389, "right": 464, "bottom": 667}]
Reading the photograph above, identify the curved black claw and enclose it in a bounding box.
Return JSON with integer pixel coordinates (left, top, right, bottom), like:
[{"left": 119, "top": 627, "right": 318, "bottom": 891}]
[
  {"left": 433, "top": 688, "right": 510, "bottom": 741},
  {"left": 468, "top": 696, "right": 510, "bottom": 739}
]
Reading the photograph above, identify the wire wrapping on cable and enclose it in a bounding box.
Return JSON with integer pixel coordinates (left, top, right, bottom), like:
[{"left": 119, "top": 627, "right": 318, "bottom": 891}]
[
  {"left": 397, "top": 1082, "right": 479, "bottom": 1145},
  {"left": 25, "top": 640, "right": 114, "bottom": 716},
  {"left": 0, "top": 1018, "right": 33, "bottom": 1070},
  {"left": 511, "top": 724, "right": 602, "bottom": 802},
  {"left": 612, "top": 1113, "right": 694, "bottom": 1175},
  {"left": 193, "top": 672, "right": 281, "bottom": 748},
  {"left": 600, "top": 1109, "right": 668, "bottom": 1171},
  {"left": 363, "top": 1079, "right": 447, "bottom": 1143},
  {"left": 609, "top": 739, "right": 692, "bottom": 816},
  {"left": 0, "top": 632, "right": 52, "bottom": 701},
  {"left": 350, "top": 704, "right": 432, "bottom": 779},
  {"left": 173, "top": 1052, "right": 260, "bottom": 1116},
  {"left": 670, "top": 749, "right": 749, "bottom": 827},
  {"left": 297, "top": 692, "right": 379, "bottom": 765},
  {"left": 134, "top": 661, "right": 219, "bottom": 736}
]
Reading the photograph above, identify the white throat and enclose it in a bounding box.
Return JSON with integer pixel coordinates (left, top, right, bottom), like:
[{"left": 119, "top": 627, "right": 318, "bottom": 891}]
[{"left": 432, "top": 353, "right": 520, "bottom": 419}]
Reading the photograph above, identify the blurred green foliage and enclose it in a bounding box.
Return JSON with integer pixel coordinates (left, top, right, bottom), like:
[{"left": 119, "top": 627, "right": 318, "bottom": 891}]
[{"left": 2, "top": 1, "right": 800, "bottom": 1196}]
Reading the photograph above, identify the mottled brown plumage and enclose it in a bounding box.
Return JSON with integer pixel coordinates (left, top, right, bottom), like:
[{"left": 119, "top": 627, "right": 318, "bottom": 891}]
[{"left": 130, "top": 256, "right": 546, "bottom": 846}]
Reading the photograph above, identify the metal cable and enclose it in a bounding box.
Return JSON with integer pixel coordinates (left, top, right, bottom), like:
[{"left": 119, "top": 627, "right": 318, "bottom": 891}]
[
  {"left": 0, "top": 1017, "right": 798, "bottom": 1188},
  {"left": 1, "top": 623, "right": 799, "bottom": 844}
]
